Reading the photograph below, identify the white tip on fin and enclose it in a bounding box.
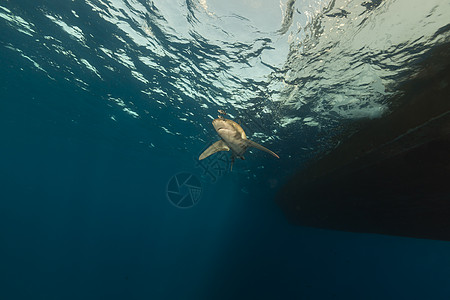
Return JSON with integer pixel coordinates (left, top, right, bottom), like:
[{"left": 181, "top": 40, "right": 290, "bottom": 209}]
[
  {"left": 247, "top": 140, "right": 280, "bottom": 159},
  {"left": 199, "top": 140, "right": 230, "bottom": 160}
]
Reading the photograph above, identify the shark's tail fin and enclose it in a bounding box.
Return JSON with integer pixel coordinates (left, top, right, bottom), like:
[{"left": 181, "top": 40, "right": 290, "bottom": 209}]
[
  {"left": 247, "top": 140, "right": 280, "bottom": 159},
  {"left": 199, "top": 140, "right": 230, "bottom": 160}
]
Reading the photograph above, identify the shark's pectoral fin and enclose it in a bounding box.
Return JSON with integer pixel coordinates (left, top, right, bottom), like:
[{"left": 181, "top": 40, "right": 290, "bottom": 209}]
[
  {"left": 247, "top": 140, "right": 280, "bottom": 159},
  {"left": 199, "top": 140, "right": 230, "bottom": 160}
]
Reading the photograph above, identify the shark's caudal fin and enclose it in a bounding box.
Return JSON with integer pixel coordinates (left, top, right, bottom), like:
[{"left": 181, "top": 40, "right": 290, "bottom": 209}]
[
  {"left": 247, "top": 140, "right": 280, "bottom": 159},
  {"left": 199, "top": 140, "right": 230, "bottom": 160}
]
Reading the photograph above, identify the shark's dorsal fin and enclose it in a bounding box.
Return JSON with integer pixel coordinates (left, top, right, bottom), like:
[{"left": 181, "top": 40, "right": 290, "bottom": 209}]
[
  {"left": 199, "top": 140, "right": 230, "bottom": 160},
  {"left": 247, "top": 140, "right": 280, "bottom": 159}
]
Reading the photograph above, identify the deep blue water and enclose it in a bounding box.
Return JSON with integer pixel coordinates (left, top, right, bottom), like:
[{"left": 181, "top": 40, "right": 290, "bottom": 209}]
[{"left": 1, "top": 1, "right": 450, "bottom": 299}]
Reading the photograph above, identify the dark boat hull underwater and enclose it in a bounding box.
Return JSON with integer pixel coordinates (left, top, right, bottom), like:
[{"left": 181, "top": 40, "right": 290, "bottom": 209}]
[{"left": 277, "top": 44, "right": 450, "bottom": 241}]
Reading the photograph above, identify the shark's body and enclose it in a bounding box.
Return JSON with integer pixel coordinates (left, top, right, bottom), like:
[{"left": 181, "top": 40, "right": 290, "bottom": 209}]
[{"left": 199, "top": 117, "right": 279, "bottom": 170}]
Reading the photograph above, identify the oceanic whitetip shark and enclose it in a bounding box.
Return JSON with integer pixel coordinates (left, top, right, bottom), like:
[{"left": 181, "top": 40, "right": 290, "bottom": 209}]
[{"left": 199, "top": 116, "right": 279, "bottom": 171}]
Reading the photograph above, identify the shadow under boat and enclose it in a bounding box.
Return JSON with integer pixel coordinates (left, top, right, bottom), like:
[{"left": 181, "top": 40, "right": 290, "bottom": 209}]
[{"left": 276, "top": 43, "right": 450, "bottom": 241}]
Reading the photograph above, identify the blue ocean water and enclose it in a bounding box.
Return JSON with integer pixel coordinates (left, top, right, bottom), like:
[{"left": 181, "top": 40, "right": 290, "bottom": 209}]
[{"left": 1, "top": 0, "right": 450, "bottom": 299}]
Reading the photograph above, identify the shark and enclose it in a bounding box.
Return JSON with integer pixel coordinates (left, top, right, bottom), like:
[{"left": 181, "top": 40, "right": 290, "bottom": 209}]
[{"left": 199, "top": 116, "right": 279, "bottom": 170}]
